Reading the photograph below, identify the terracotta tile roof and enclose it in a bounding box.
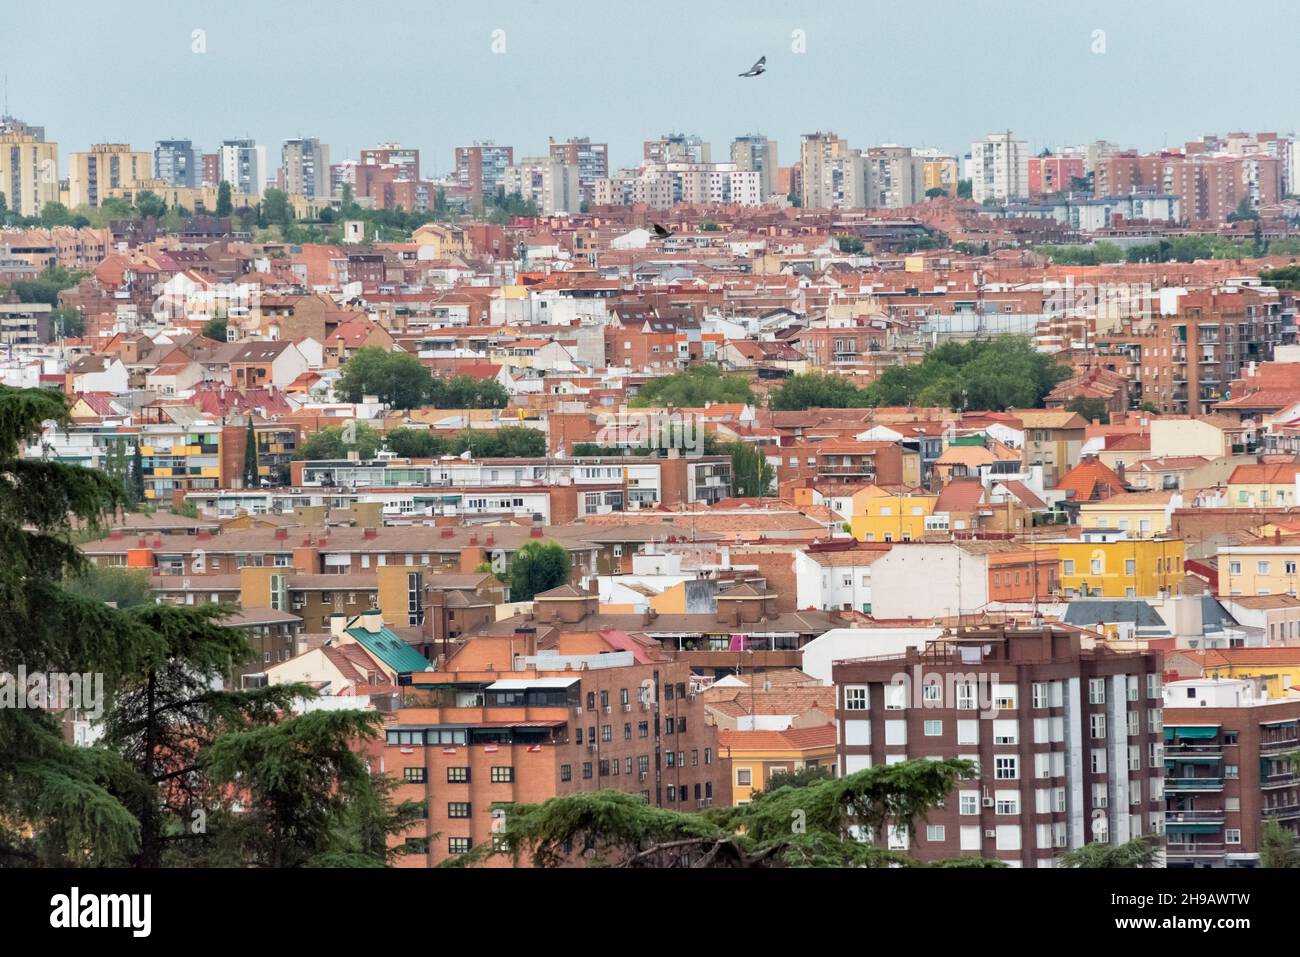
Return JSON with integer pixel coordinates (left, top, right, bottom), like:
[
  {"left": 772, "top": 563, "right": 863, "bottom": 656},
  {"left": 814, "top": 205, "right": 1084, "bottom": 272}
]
[
  {"left": 1055, "top": 457, "right": 1127, "bottom": 502},
  {"left": 716, "top": 723, "right": 837, "bottom": 751}
]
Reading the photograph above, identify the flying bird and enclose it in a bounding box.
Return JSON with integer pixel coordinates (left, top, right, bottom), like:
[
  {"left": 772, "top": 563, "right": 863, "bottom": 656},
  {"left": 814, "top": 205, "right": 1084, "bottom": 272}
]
[
  {"left": 739, "top": 56, "right": 766, "bottom": 77},
  {"left": 652, "top": 223, "right": 674, "bottom": 239}
]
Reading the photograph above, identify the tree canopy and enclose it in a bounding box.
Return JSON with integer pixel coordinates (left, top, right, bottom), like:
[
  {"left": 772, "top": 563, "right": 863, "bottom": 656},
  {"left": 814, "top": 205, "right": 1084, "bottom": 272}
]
[
  {"left": 450, "top": 758, "right": 990, "bottom": 869},
  {"left": 629, "top": 366, "right": 754, "bottom": 409},
  {"left": 509, "top": 540, "right": 572, "bottom": 602},
  {"left": 0, "top": 385, "right": 417, "bottom": 867}
]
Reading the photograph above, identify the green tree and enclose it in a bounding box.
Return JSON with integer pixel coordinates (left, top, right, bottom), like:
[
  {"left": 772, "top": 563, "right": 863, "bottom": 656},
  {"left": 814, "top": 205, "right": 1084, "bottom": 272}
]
[
  {"left": 202, "top": 316, "right": 228, "bottom": 342},
  {"left": 260, "top": 188, "right": 292, "bottom": 229},
  {"left": 726, "top": 441, "right": 773, "bottom": 498},
  {"left": 836, "top": 236, "right": 865, "bottom": 254},
  {"left": 216, "top": 181, "right": 233, "bottom": 217},
  {"left": 1260, "top": 818, "right": 1300, "bottom": 868},
  {"left": 630, "top": 366, "right": 754, "bottom": 409},
  {"left": 768, "top": 372, "right": 870, "bottom": 411},
  {"left": 202, "top": 708, "right": 422, "bottom": 868},
  {"left": 956, "top": 179, "right": 973, "bottom": 199},
  {"left": 242, "top": 421, "right": 258, "bottom": 488},
  {"left": 453, "top": 758, "right": 983, "bottom": 868},
  {"left": 0, "top": 386, "right": 152, "bottom": 866},
  {"left": 1065, "top": 396, "right": 1110, "bottom": 424},
  {"left": 925, "top": 187, "right": 947, "bottom": 199},
  {"left": 384, "top": 428, "right": 448, "bottom": 459},
  {"left": 65, "top": 564, "right": 155, "bottom": 609},
  {"left": 427, "top": 374, "right": 508, "bottom": 409},
  {"left": 295, "top": 424, "right": 383, "bottom": 461},
  {"left": 335, "top": 347, "right": 433, "bottom": 409},
  {"left": 1059, "top": 834, "right": 1163, "bottom": 868},
  {"left": 130, "top": 444, "right": 145, "bottom": 505},
  {"left": 134, "top": 190, "right": 168, "bottom": 220},
  {"left": 509, "top": 540, "right": 572, "bottom": 601}
]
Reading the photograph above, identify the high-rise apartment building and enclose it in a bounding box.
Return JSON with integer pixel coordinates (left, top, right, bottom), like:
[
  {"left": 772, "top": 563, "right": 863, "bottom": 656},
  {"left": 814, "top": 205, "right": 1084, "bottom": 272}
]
[
  {"left": 360, "top": 143, "right": 420, "bottom": 182},
  {"left": 455, "top": 141, "right": 514, "bottom": 207},
  {"left": 1163, "top": 677, "right": 1300, "bottom": 868},
  {"left": 970, "top": 131, "right": 1030, "bottom": 203},
  {"left": 502, "top": 156, "right": 580, "bottom": 215},
  {"left": 800, "top": 132, "right": 867, "bottom": 209},
  {"left": 154, "top": 139, "right": 201, "bottom": 188},
  {"left": 280, "top": 137, "right": 331, "bottom": 200},
  {"left": 833, "top": 624, "right": 1165, "bottom": 867},
  {"left": 68, "top": 143, "right": 152, "bottom": 208},
  {"left": 0, "top": 119, "right": 58, "bottom": 217},
  {"left": 866, "top": 145, "right": 926, "bottom": 208},
  {"left": 548, "top": 138, "right": 608, "bottom": 204},
  {"left": 218, "top": 139, "right": 268, "bottom": 199},
  {"left": 730, "top": 134, "right": 779, "bottom": 200},
  {"left": 644, "top": 133, "right": 709, "bottom": 166}
]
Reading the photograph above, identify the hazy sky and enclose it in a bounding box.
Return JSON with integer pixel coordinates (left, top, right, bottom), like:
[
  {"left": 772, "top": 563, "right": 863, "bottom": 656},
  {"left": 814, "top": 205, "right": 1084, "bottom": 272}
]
[{"left": 7, "top": 0, "right": 1299, "bottom": 176}]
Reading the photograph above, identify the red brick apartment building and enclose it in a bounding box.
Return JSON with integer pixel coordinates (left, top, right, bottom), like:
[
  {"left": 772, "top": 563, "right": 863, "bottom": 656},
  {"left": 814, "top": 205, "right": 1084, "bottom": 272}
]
[
  {"left": 1163, "top": 677, "right": 1300, "bottom": 868},
  {"left": 1096, "top": 286, "right": 1282, "bottom": 415},
  {"left": 384, "top": 627, "right": 728, "bottom": 866},
  {"left": 832, "top": 625, "right": 1164, "bottom": 867},
  {"left": 1094, "top": 151, "right": 1281, "bottom": 225}
]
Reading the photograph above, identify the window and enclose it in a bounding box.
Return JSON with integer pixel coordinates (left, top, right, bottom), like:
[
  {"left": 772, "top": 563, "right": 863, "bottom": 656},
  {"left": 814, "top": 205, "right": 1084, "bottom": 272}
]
[
  {"left": 883, "top": 684, "right": 907, "bottom": 710},
  {"left": 923, "top": 720, "right": 943, "bottom": 737},
  {"left": 926, "top": 825, "right": 946, "bottom": 842},
  {"left": 1091, "top": 749, "right": 1107, "bottom": 774},
  {"left": 1088, "top": 678, "right": 1106, "bottom": 704},
  {"left": 992, "top": 683, "right": 1016, "bottom": 710},
  {"left": 957, "top": 720, "right": 979, "bottom": 745},
  {"left": 583, "top": 762, "right": 593, "bottom": 779},
  {"left": 959, "top": 791, "right": 979, "bottom": 815},
  {"left": 957, "top": 683, "right": 977, "bottom": 711},
  {"left": 736, "top": 768, "right": 752, "bottom": 787},
  {"left": 1090, "top": 714, "right": 1107, "bottom": 739},
  {"left": 447, "top": 802, "right": 471, "bottom": 819},
  {"left": 995, "top": 791, "right": 1020, "bottom": 815},
  {"left": 490, "top": 766, "right": 514, "bottom": 784},
  {"left": 560, "top": 764, "right": 571, "bottom": 782},
  {"left": 1032, "top": 682, "right": 1049, "bottom": 709},
  {"left": 994, "top": 756, "right": 1018, "bottom": 780},
  {"left": 885, "top": 720, "right": 907, "bottom": 746},
  {"left": 447, "top": 837, "right": 472, "bottom": 855},
  {"left": 403, "top": 767, "right": 426, "bottom": 784},
  {"left": 447, "top": 767, "right": 469, "bottom": 784},
  {"left": 992, "top": 720, "right": 1018, "bottom": 745},
  {"left": 1225, "top": 829, "right": 1241, "bottom": 845}
]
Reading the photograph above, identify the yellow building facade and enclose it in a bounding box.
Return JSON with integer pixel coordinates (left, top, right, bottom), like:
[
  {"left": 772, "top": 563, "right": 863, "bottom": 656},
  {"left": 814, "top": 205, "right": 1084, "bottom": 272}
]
[
  {"left": 849, "top": 487, "right": 938, "bottom": 543},
  {"left": 1053, "top": 536, "right": 1185, "bottom": 598}
]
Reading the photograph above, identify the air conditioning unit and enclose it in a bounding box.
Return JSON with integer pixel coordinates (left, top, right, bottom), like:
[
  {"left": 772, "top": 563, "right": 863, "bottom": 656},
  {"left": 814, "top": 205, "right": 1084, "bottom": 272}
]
[
  {"left": 622, "top": 703, "right": 632, "bottom": 712},
  {"left": 639, "top": 771, "right": 647, "bottom": 781},
  {"left": 587, "top": 742, "right": 597, "bottom": 752},
  {"left": 574, "top": 706, "right": 583, "bottom": 714},
  {"left": 984, "top": 829, "right": 997, "bottom": 839},
  {"left": 604, "top": 706, "right": 612, "bottom": 714},
  {"left": 982, "top": 797, "right": 995, "bottom": 808}
]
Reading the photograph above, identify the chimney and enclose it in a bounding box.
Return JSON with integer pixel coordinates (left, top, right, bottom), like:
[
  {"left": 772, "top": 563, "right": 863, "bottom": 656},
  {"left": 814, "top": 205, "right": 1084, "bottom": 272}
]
[
  {"left": 328, "top": 612, "right": 350, "bottom": 640},
  {"left": 440, "top": 527, "right": 455, "bottom": 539},
  {"left": 514, "top": 625, "right": 538, "bottom": 658},
  {"left": 362, "top": 608, "right": 384, "bottom": 633},
  {"left": 363, "top": 527, "right": 378, "bottom": 540},
  {"left": 273, "top": 528, "right": 287, "bottom": 540},
  {"left": 530, "top": 527, "right": 544, "bottom": 538}
]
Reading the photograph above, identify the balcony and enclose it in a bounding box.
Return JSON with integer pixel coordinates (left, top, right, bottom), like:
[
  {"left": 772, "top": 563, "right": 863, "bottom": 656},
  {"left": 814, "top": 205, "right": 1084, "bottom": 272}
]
[
  {"left": 1165, "top": 742, "right": 1222, "bottom": 759},
  {"left": 1164, "top": 775, "right": 1224, "bottom": 792},
  {"left": 1165, "top": 808, "right": 1225, "bottom": 825}
]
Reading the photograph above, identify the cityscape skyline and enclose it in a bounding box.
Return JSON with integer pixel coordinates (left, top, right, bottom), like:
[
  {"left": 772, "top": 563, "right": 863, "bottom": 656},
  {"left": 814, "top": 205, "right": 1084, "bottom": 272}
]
[{"left": 5, "top": 0, "right": 1299, "bottom": 175}]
